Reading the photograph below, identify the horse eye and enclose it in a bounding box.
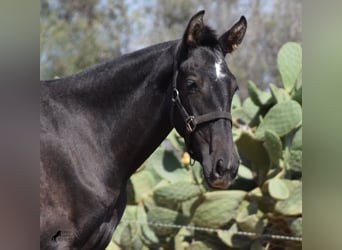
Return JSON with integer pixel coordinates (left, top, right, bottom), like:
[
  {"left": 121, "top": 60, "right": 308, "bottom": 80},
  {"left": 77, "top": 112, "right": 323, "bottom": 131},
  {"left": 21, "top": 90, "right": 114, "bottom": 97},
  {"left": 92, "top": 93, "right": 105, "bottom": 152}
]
[{"left": 185, "top": 79, "right": 197, "bottom": 89}]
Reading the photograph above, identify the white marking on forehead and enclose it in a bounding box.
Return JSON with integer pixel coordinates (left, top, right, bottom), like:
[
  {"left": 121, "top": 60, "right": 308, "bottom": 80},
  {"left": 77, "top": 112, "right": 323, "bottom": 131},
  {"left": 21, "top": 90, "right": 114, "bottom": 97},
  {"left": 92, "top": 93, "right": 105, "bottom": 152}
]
[{"left": 215, "top": 59, "right": 226, "bottom": 80}]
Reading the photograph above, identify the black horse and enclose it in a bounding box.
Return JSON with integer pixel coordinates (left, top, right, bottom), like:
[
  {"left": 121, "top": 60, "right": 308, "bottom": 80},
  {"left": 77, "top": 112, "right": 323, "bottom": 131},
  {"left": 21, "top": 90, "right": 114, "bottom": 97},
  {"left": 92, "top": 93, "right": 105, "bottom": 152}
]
[{"left": 40, "top": 10, "right": 247, "bottom": 249}]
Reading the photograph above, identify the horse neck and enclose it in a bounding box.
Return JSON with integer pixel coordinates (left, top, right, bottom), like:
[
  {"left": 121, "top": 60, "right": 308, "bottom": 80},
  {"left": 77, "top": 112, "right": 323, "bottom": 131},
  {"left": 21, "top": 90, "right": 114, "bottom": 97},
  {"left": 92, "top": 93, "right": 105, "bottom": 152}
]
[{"left": 53, "top": 41, "right": 178, "bottom": 179}]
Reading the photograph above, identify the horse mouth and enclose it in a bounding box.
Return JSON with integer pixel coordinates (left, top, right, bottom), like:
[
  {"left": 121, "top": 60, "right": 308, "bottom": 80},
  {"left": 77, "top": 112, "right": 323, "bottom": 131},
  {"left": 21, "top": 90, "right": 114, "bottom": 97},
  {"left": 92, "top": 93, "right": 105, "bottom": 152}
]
[
  {"left": 202, "top": 171, "right": 233, "bottom": 189},
  {"left": 201, "top": 161, "right": 237, "bottom": 190},
  {"left": 207, "top": 178, "right": 231, "bottom": 189}
]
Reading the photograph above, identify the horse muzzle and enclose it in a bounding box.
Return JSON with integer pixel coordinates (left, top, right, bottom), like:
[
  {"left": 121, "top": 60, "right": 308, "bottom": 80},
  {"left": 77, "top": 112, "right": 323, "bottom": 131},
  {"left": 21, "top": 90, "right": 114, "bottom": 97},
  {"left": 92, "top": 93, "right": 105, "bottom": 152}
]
[{"left": 203, "top": 156, "right": 240, "bottom": 189}]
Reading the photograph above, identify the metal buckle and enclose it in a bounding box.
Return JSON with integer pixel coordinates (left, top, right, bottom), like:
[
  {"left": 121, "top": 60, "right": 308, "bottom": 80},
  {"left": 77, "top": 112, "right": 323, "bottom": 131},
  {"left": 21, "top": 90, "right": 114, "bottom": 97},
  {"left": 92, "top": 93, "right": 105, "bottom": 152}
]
[
  {"left": 185, "top": 116, "right": 196, "bottom": 133},
  {"left": 172, "top": 88, "right": 179, "bottom": 103}
]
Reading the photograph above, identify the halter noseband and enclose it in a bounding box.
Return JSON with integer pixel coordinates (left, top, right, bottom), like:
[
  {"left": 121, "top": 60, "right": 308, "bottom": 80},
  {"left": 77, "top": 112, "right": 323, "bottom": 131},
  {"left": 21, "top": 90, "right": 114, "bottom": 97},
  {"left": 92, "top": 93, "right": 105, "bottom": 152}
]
[
  {"left": 171, "top": 88, "right": 232, "bottom": 133},
  {"left": 170, "top": 62, "right": 232, "bottom": 157}
]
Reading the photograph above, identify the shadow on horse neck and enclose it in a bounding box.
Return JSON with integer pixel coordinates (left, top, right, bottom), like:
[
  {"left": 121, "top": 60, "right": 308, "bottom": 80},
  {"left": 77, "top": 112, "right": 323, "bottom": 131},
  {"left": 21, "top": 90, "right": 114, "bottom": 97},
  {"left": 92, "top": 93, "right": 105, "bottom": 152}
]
[{"left": 43, "top": 40, "right": 178, "bottom": 178}]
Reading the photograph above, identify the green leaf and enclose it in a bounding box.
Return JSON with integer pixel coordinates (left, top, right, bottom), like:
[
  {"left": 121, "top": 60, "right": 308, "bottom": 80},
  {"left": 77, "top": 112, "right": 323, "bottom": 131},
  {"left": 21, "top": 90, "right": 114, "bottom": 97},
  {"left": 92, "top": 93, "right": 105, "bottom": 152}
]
[
  {"left": 174, "top": 227, "right": 192, "bottom": 249},
  {"left": 268, "top": 178, "right": 290, "bottom": 200},
  {"left": 290, "top": 217, "right": 302, "bottom": 237},
  {"left": 235, "top": 131, "right": 270, "bottom": 184},
  {"left": 232, "top": 128, "right": 243, "bottom": 143},
  {"left": 145, "top": 147, "right": 190, "bottom": 183},
  {"left": 203, "top": 190, "right": 247, "bottom": 201},
  {"left": 192, "top": 191, "right": 246, "bottom": 228},
  {"left": 137, "top": 205, "right": 159, "bottom": 245},
  {"left": 292, "top": 127, "right": 302, "bottom": 150},
  {"left": 243, "top": 97, "right": 260, "bottom": 120},
  {"left": 130, "top": 170, "right": 157, "bottom": 203},
  {"left": 154, "top": 181, "right": 202, "bottom": 204},
  {"left": 147, "top": 207, "right": 189, "bottom": 237},
  {"left": 236, "top": 201, "right": 267, "bottom": 234},
  {"left": 166, "top": 129, "right": 185, "bottom": 151},
  {"left": 191, "top": 162, "right": 204, "bottom": 185},
  {"left": 218, "top": 223, "right": 252, "bottom": 248},
  {"left": 105, "top": 241, "right": 121, "bottom": 250},
  {"left": 292, "top": 85, "right": 302, "bottom": 105},
  {"left": 232, "top": 108, "right": 254, "bottom": 125},
  {"left": 187, "top": 240, "right": 221, "bottom": 250},
  {"left": 285, "top": 150, "right": 302, "bottom": 172},
  {"left": 237, "top": 164, "right": 254, "bottom": 180},
  {"left": 296, "top": 70, "right": 302, "bottom": 89},
  {"left": 263, "top": 130, "right": 283, "bottom": 165},
  {"left": 112, "top": 206, "right": 138, "bottom": 248},
  {"left": 269, "top": 83, "right": 291, "bottom": 103},
  {"left": 255, "top": 100, "right": 302, "bottom": 139},
  {"left": 248, "top": 80, "right": 272, "bottom": 106},
  {"left": 233, "top": 98, "right": 260, "bottom": 127},
  {"left": 236, "top": 131, "right": 270, "bottom": 167},
  {"left": 232, "top": 94, "right": 241, "bottom": 109},
  {"left": 277, "top": 42, "right": 302, "bottom": 92},
  {"left": 275, "top": 180, "right": 302, "bottom": 215}
]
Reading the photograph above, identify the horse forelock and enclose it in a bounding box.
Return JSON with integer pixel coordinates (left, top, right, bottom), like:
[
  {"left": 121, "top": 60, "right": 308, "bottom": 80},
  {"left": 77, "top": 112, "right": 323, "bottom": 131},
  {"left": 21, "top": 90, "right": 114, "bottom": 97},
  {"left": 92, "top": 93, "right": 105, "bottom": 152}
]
[{"left": 197, "top": 25, "right": 220, "bottom": 48}]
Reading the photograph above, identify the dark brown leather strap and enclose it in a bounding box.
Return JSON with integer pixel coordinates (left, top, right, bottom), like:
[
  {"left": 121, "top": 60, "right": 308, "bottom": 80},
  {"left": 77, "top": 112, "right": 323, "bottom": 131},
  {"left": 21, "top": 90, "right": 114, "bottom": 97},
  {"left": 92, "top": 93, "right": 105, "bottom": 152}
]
[
  {"left": 195, "top": 111, "right": 232, "bottom": 125},
  {"left": 172, "top": 87, "right": 232, "bottom": 133}
]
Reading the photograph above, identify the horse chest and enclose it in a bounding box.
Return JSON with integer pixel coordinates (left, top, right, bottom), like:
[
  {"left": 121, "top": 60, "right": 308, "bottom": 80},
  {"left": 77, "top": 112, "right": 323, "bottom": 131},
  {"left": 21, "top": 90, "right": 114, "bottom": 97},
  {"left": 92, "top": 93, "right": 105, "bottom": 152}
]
[
  {"left": 78, "top": 208, "right": 123, "bottom": 249},
  {"left": 72, "top": 189, "right": 127, "bottom": 249}
]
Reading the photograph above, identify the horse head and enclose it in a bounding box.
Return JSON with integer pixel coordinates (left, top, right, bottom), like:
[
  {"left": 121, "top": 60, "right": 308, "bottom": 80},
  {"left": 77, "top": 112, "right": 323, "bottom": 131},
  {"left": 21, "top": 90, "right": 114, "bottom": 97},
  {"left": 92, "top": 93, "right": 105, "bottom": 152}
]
[{"left": 172, "top": 10, "right": 247, "bottom": 189}]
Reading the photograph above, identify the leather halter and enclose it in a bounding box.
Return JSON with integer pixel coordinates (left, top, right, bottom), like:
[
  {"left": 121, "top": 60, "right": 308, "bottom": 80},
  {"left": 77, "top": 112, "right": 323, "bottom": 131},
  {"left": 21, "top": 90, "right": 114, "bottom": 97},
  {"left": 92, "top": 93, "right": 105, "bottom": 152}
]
[
  {"left": 170, "top": 60, "right": 232, "bottom": 157},
  {"left": 171, "top": 88, "right": 232, "bottom": 133}
]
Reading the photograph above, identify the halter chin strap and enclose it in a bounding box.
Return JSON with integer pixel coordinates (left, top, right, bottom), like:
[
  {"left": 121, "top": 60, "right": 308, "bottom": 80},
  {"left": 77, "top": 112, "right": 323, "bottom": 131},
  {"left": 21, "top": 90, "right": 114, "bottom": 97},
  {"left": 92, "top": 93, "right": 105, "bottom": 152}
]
[{"left": 170, "top": 59, "right": 232, "bottom": 157}]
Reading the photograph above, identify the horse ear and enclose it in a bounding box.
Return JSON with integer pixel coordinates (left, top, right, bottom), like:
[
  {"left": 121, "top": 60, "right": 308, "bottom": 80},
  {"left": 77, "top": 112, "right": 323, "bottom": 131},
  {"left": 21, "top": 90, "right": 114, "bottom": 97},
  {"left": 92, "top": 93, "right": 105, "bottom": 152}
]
[
  {"left": 219, "top": 16, "right": 247, "bottom": 55},
  {"left": 182, "top": 10, "right": 206, "bottom": 48}
]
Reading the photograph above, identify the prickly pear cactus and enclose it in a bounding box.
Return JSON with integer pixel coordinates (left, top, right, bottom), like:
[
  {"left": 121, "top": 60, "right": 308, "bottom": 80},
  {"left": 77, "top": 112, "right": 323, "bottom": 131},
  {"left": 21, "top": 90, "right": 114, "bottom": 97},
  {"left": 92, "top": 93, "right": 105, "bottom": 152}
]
[
  {"left": 248, "top": 80, "right": 272, "bottom": 107},
  {"left": 154, "top": 181, "right": 202, "bottom": 204},
  {"left": 147, "top": 207, "right": 189, "bottom": 236},
  {"left": 192, "top": 191, "right": 246, "bottom": 228},
  {"left": 255, "top": 100, "right": 302, "bottom": 139},
  {"left": 263, "top": 129, "right": 283, "bottom": 165},
  {"left": 277, "top": 42, "right": 302, "bottom": 92}
]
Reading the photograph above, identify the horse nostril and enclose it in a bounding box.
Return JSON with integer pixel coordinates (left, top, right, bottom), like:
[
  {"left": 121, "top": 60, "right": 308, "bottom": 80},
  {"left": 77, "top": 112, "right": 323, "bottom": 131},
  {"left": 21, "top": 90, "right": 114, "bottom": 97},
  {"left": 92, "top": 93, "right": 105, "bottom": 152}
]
[{"left": 216, "top": 159, "right": 225, "bottom": 176}]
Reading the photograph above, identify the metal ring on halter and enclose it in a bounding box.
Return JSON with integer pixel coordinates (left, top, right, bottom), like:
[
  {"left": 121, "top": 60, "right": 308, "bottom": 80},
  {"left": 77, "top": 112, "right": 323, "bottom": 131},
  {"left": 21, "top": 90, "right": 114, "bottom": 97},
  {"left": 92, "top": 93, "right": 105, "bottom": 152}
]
[
  {"left": 172, "top": 88, "right": 179, "bottom": 103},
  {"left": 185, "top": 116, "right": 196, "bottom": 133}
]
